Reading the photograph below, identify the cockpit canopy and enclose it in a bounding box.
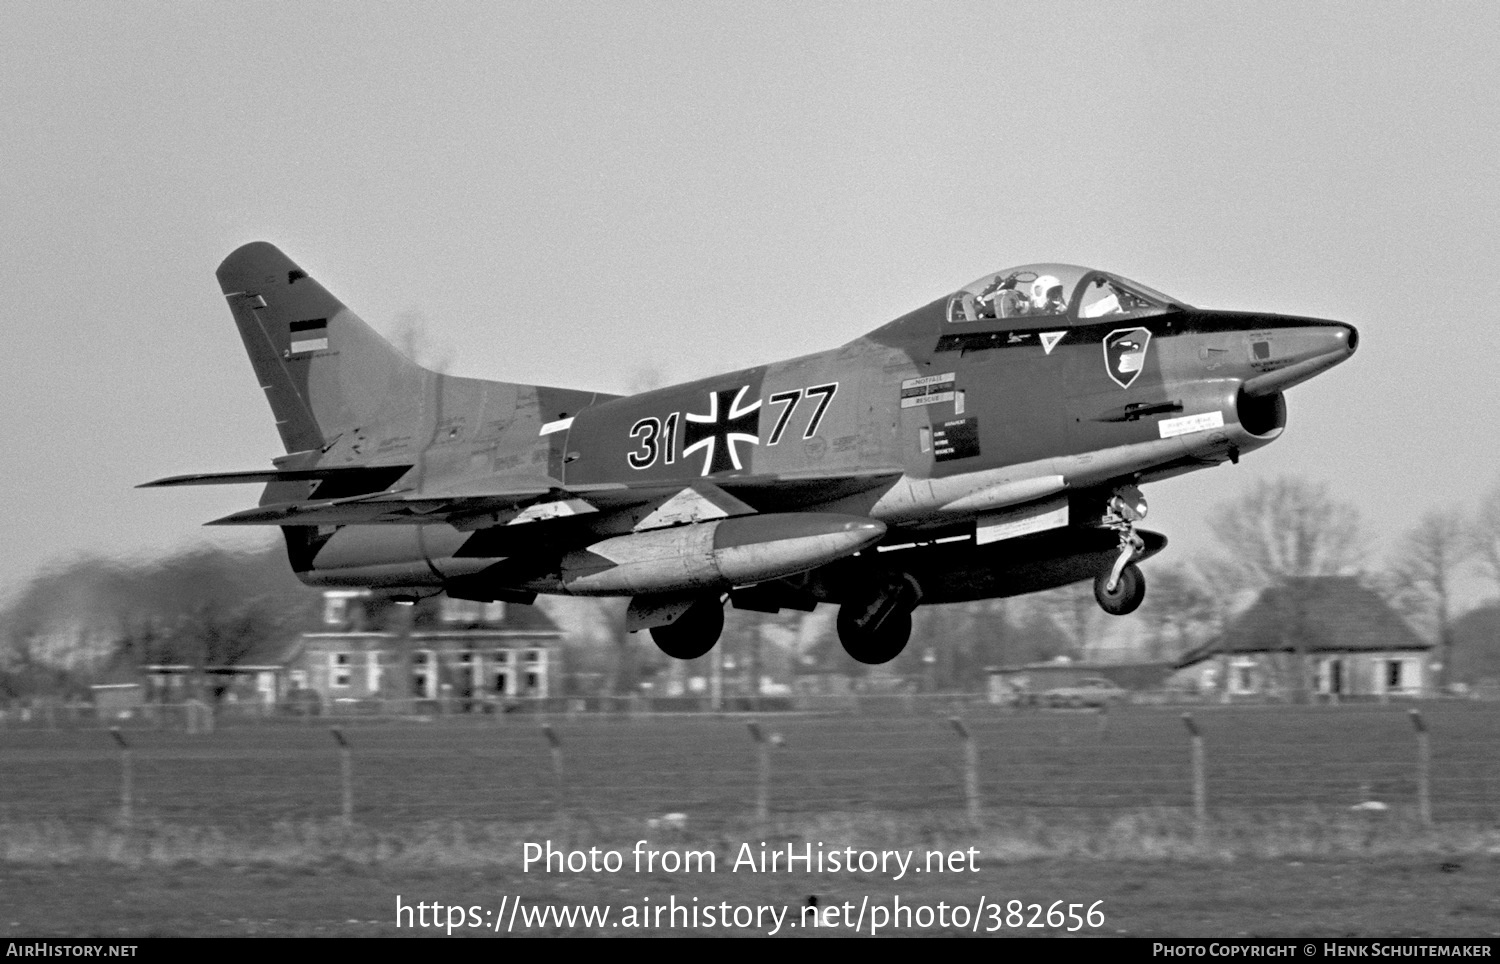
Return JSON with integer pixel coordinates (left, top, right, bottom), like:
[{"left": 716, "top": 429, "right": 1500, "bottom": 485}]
[{"left": 946, "top": 264, "right": 1187, "bottom": 326}]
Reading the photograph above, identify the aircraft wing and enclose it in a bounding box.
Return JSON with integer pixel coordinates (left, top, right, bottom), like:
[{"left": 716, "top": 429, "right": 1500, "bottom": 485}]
[
  {"left": 192, "top": 467, "right": 903, "bottom": 532},
  {"left": 203, "top": 484, "right": 627, "bottom": 527}
]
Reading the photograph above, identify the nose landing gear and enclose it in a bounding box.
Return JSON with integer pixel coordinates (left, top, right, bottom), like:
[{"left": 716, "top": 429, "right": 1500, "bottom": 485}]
[{"left": 1095, "top": 485, "right": 1148, "bottom": 616}]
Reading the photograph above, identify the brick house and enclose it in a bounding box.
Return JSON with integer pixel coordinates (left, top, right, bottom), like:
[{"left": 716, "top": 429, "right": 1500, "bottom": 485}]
[
  {"left": 291, "top": 591, "right": 564, "bottom": 705},
  {"left": 1173, "top": 577, "right": 1431, "bottom": 699}
]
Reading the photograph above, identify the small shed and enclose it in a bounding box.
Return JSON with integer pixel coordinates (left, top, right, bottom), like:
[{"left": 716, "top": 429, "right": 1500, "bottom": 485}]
[{"left": 1173, "top": 577, "right": 1431, "bottom": 699}]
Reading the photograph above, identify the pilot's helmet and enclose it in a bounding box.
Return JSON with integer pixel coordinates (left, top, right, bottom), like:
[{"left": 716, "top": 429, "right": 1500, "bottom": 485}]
[{"left": 1031, "top": 275, "right": 1063, "bottom": 309}]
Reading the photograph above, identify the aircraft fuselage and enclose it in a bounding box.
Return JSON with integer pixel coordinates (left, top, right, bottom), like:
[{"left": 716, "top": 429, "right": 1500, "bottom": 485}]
[{"left": 148, "top": 248, "right": 1357, "bottom": 663}]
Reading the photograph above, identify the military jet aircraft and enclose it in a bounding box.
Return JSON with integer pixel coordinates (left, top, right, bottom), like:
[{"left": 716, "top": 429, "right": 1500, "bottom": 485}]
[{"left": 143, "top": 244, "right": 1356, "bottom": 664}]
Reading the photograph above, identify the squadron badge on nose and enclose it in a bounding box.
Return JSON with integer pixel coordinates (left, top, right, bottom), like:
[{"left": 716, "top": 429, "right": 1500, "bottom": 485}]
[{"left": 1103, "top": 327, "right": 1152, "bottom": 389}]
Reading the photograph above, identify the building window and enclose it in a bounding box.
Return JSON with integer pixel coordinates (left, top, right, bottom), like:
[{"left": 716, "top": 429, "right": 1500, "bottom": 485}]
[
  {"left": 490, "top": 649, "right": 512, "bottom": 695},
  {"left": 412, "top": 650, "right": 435, "bottom": 699},
  {"left": 366, "top": 652, "right": 382, "bottom": 693},
  {"left": 323, "top": 596, "right": 348, "bottom": 627},
  {"left": 521, "top": 648, "right": 548, "bottom": 697},
  {"left": 1386, "top": 659, "right": 1413, "bottom": 693},
  {"left": 457, "top": 650, "right": 479, "bottom": 695},
  {"left": 329, "top": 653, "right": 351, "bottom": 688},
  {"left": 1229, "top": 658, "right": 1256, "bottom": 695},
  {"left": 1317, "top": 658, "right": 1346, "bottom": 696}
]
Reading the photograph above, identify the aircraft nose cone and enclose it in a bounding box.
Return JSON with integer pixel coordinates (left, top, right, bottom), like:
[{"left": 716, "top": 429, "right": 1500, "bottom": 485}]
[
  {"left": 1337, "top": 322, "right": 1359, "bottom": 355},
  {"left": 1317, "top": 321, "right": 1358, "bottom": 366},
  {"left": 1240, "top": 319, "right": 1359, "bottom": 397}
]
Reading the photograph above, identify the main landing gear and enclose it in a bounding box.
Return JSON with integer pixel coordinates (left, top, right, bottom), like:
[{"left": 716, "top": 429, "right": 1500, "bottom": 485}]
[
  {"left": 648, "top": 594, "right": 724, "bottom": 660},
  {"left": 1094, "top": 485, "right": 1148, "bottom": 616},
  {"left": 837, "top": 572, "right": 922, "bottom": 665}
]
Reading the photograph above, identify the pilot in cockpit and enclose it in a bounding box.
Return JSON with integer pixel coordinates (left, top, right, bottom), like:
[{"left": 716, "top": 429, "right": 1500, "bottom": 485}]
[{"left": 1030, "top": 275, "right": 1066, "bottom": 315}]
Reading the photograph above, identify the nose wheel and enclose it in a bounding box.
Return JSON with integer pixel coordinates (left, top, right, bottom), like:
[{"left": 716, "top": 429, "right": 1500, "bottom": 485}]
[{"left": 1095, "top": 561, "right": 1145, "bottom": 615}]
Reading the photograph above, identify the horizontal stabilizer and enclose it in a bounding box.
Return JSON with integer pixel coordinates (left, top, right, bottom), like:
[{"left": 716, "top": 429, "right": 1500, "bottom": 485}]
[{"left": 138, "top": 465, "right": 414, "bottom": 488}]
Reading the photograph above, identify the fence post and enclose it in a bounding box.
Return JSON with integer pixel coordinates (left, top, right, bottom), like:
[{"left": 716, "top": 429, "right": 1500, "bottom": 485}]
[
  {"left": 1410, "top": 709, "right": 1432, "bottom": 826},
  {"left": 109, "top": 727, "right": 132, "bottom": 826},
  {"left": 747, "top": 722, "right": 771, "bottom": 825},
  {"left": 331, "top": 727, "right": 353, "bottom": 828},
  {"left": 949, "top": 717, "right": 980, "bottom": 826},
  {"left": 541, "top": 724, "right": 566, "bottom": 813},
  {"left": 1182, "top": 713, "right": 1207, "bottom": 841}
]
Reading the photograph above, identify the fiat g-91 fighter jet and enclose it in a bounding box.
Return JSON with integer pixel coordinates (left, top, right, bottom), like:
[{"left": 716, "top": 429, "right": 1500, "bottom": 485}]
[{"left": 143, "top": 245, "right": 1356, "bottom": 664}]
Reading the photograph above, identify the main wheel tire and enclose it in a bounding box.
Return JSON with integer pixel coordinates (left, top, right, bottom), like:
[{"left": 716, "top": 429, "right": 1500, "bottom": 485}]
[
  {"left": 1094, "top": 562, "right": 1145, "bottom": 616},
  {"left": 649, "top": 596, "right": 724, "bottom": 660},
  {"left": 837, "top": 605, "right": 912, "bottom": 665}
]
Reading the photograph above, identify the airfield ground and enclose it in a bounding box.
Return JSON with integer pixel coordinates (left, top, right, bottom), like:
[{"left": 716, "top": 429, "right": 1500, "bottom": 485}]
[{"left": 1, "top": 704, "right": 1497, "bottom": 936}]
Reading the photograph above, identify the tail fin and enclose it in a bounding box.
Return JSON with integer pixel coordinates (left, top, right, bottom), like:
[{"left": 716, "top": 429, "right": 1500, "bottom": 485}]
[{"left": 216, "top": 241, "right": 428, "bottom": 454}]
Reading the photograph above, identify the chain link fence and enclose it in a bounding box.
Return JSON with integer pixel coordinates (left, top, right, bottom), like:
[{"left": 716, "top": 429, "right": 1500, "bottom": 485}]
[{"left": 1, "top": 701, "right": 1496, "bottom": 829}]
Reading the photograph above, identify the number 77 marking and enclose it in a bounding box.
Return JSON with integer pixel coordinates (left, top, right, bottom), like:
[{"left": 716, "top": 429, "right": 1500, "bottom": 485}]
[{"left": 765, "top": 382, "right": 839, "bottom": 445}]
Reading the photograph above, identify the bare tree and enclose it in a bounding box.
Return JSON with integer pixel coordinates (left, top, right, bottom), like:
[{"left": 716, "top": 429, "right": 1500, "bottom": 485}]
[
  {"left": 1208, "top": 476, "right": 1366, "bottom": 589},
  {"left": 1135, "top": 561, "right": 1220, "bottom": 662},
  {"left": 1387, "top": 509, "right": 1474, "bottom": 690},
  {"left": 1024, "top": 582, "right": 1100, "bottom": 660},
  {"left": 0, "top": 544, "right": 319, "bottom": 699},
  {"left": 1474, "top": 481, "right": 1500, "bottom": 603}
]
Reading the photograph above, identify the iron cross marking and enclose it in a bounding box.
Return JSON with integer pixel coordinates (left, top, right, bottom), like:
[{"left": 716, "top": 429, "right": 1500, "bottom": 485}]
[{"left": 682, "top": 386, "right": 761, "bottom": 476}]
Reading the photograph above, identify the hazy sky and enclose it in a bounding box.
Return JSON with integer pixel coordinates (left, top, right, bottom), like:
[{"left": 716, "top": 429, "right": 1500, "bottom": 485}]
[{"left": 3, "top": 1, "right": 1498, "bottom": 602}]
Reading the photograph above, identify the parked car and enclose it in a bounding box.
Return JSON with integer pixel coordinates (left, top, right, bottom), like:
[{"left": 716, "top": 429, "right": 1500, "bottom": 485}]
[{"left": 1041, "top": 677, "right": 1128, "bottom": 708}]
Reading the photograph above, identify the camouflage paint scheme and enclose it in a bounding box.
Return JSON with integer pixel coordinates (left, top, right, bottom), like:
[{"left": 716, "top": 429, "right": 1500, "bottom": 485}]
[{"left": 144, "top": 244, "right": 1356, "bottom": 661}]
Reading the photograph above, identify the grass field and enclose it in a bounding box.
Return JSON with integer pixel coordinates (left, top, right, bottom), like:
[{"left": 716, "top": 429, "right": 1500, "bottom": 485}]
[{"left": 2, "top": 703, "right": 1498, "bottom": 936}]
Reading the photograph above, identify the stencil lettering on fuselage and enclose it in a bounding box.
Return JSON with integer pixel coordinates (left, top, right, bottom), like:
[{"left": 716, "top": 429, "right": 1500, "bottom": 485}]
[
  {"left": 900, "top": 372, "right": 956, "bottom": 408},
  {"left": 933, "top": 417, "right": 980, "bottom": 462}
]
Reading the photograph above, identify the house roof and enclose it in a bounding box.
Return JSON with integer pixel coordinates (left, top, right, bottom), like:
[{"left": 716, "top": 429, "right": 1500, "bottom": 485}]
[
  {"left": 133, "top": 634, "right": 305, "bottom": 673},
  {"left": 1175, "top": 576, "right": 1429, "bottom": 669},
  {"left": 492, "top": 603, "right": 564, "bottom": 634}
]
